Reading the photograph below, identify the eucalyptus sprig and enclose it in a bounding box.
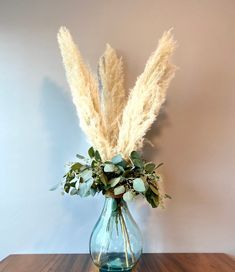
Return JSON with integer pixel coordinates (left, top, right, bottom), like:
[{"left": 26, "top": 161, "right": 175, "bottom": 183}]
[{"left": 60, "top": 147, "right": 171, "bottom": 208}]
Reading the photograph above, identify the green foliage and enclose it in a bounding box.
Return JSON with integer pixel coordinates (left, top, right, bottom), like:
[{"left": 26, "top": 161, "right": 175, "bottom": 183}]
[
  {"left": 95, "top": 150, "right": 101, "bottom": 161},
  {"left": 88, "top": 146, "right": 95, "bottom": 158},
  {"left": 104, "top": 163, "right": 117, "bottom": 173},
  {"left": 130, "top": 151, "right": 141, "bottom": 160},
  {"left": 111, "top": 154, "right": 123, "bottom": 164},
  {"left": 145, "top": 188, "right": 159, "bottom": 208},
  {"left": 60, "top": 147, "right": 170, "bottom": 208},
  {"left": 133, "top": 178, "right": 146, "bottom": 192},
  {"left": 110, "top": 177, "right": 122, "bottom": 187},
  {"left": 144, "top": 162, "right": 156, "bottom": 173},
  {"left": 123, "top": 190, "right": 135, "bottom": 202},
  {"left": 114, "top": 185, "right": 125, "bottom": 195},
  {"left": 130, "top": 151, "right": 144, "bottom": 168}
]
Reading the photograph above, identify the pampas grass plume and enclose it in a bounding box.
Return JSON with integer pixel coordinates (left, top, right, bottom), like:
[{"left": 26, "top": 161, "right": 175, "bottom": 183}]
[
  {"left": 117, "top": 30, "right": 177, "bottom": 158},
  {"left": 98, "top": 44, "right": 126, "bottom": 155},
  {"left": 57, "top": 27, "right": 177, "bottom": 160},
  {"left": 57, "top": 27, "right": 109, "bottom": 159}
]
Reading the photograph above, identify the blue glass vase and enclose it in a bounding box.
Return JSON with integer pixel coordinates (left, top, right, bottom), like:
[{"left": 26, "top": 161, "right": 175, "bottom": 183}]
[{"left": 89, "top": 197, "right": 143, "bottom": 271}]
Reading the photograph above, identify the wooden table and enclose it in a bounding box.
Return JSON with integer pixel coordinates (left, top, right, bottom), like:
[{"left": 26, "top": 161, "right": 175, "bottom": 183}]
[{"left": 0, "top": 253, "right": 234, "bottom": 271}]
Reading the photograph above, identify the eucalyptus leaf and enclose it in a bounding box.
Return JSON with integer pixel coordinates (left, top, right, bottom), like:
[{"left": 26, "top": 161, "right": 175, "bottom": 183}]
[
  {"left": 104, "top": 163, "right": 116, "bottom": 172},
  {"left": 78, "top": 178, "right": 93, "bottom": 197},
  {"left": 76, "top": 154, "right": 85, "bottom": 160},
  {"left": 111, "top": 154, "right": 123, "bottom": 164},
  {"left": 110, "top": 177, "right": 121, "bottom": 188},
  {"left": 123, "top": 190, "right": 135, "bottom": 202},
  {"left": 70, "top": 188, "right": 78, "bottom": 195},
  {"left": 95, "top": 150, "right": 101, "bottom": 161},
  {"left": 117, "top": 165, "right": 125, "bottom": 173},
  {"left": 70, "top": 182, "right": 76, "bottom": 188},
  {"left": 145, "top": 163, "right": 156, "bottom": 173},
  {"left": 71, "top": 162, "right": 82, "bottom": 171},
  {"left": 80, "top": 169, "right": 92, "bottom": 181},
  {"left": 66, "top": 172, "right": 75, "bottom": 182},
  {"left": 153, "top": 195, "right": 159, "bottom": 207},
  {"left": 149, "top": 184, "right": 159, "bottom": 195},
  {"left": 123, "top": 169, "right": 131, "bottom": 177},
  {"left": 80, "top": 165, "right": 87, "bottom": 172},
  {"left": 100, "top": 173, "right": 108, "bottom": 185},
  {"left": 88, "top": 146, "right": 95, "bottom": 158},
  {"left": 64, "top": 183, "right": 70, "bottom": 193},
  {"left": 132, "top": 159, "right": 144, "bottom": 168},
  {"left": 75, "top": 181, "right": 80, "bottom": 190},
  {"left": 114, "top": 185, "right": 125, "bottom": 195},
  {"left": 145, "top": 188, "right": 158, "bottom": 208},
  {"left": 148, "top": 197, "right": 157, "bottom": 208},
  {"left": 130, "top": 151, "right": 141, "bottom": 160},
  {"left": 91, "top": 160, "right": 97, "bottom": 167},
  {"left": 133, "top": 178, "right": 146, "bottom": 192}
]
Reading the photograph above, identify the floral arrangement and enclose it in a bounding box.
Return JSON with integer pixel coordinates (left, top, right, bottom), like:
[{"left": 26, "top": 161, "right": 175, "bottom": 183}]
[
  {"left": 57, "top": 27, "right": 177, "bottom": 208},
  {"left": 63, "top": 147, "right": 170, "bottom": 207}
]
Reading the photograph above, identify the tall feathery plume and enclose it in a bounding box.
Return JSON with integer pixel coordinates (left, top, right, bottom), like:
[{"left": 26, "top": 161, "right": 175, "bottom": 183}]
[
  {"left": 98, "top": 44, "right": 126, "bottom": 158},
  {"left": 117, "top": 30, "right": 177, "bottom": 158},
  {"left": 57, "top": 27, "right": 109, "bottom": 160}
]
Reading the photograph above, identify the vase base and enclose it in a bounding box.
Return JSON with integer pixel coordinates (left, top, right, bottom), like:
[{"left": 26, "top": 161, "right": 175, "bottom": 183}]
[
  {"left": 97, "top": 253, "right": 134, "bottom": 272},
  {"left": 99, "top": 269, "right": 132, "bottom": 272}
]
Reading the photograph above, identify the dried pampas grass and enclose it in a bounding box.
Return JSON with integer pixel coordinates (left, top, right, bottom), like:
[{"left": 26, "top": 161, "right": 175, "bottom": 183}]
[
  {"left": 98, "top": 44, "right": 126, "bottom": 152},
  {"left": 57, "top": 27, "right": 109, "bottom": 159},
  {"left": 117, "top": 30, "right": 177, "bottom": 158},
  {"left": 57, "top": 27, "right": 177, "bottom": 160}
]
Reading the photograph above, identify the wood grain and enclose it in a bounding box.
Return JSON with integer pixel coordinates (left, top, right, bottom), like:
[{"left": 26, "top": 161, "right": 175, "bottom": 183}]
[{"left": 0, "top": 253, "right": 234, "bottom": 272}]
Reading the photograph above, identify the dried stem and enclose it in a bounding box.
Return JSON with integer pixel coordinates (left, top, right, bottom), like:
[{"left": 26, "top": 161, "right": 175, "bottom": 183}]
[{"left": 119, "top": 209, "right": 136, "bottom": 264}]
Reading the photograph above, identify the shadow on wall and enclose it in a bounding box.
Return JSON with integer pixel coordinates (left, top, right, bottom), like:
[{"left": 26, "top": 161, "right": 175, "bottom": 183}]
[
  {"left": 39, "top": 78, "right": 83, "bottom": 184},
  {"left": 143, "top": 106, "right": 170, "bottom": 161},
  {"left": 37, "top": 78, "right": 103, "bottom": 251},
  {"left": 137, "top": 80, "right": 199, "bottom": 251}
]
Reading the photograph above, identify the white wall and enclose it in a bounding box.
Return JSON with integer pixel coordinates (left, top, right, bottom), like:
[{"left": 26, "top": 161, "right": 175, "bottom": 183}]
[{"left": 1, "top": 0, "right": 235, "bottom": 260}]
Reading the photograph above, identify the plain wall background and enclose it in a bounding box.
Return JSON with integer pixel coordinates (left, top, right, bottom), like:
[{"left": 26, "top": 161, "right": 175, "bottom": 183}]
[{"left": 0, "top": 0, "right": 235, "bottom": 260}]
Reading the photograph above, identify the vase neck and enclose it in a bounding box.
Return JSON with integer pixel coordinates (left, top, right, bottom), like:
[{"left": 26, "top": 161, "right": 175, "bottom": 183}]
[{"left": 102, "top": 197, "right": 128, "bottom": 215}]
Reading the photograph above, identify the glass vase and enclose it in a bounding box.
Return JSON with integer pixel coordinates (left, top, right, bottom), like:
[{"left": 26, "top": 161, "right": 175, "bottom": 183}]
[{"left": 89, "top": 197, "right": 143, "bottom": 272}]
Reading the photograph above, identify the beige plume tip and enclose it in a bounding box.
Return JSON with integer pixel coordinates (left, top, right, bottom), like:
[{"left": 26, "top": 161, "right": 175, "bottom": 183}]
[
  {"left": 104, "top": 43, "right": 116, "bottom": 55},
  {"left": 161, "top": 28, "right": 177, "bottom": 47},
  {"left": 57, "top": 26, "right": 71, "bottom": 42},
  {"left": 105, "top": 43, "right": 112, "bottom": 49},
  {"left": 58, "top": 26, "right": 68, "bottom": 35}
]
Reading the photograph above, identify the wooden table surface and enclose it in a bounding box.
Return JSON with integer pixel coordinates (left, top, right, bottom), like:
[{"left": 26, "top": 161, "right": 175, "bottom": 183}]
[{"left": 0, "top": 253, "right": 234, "bottom": 272}]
